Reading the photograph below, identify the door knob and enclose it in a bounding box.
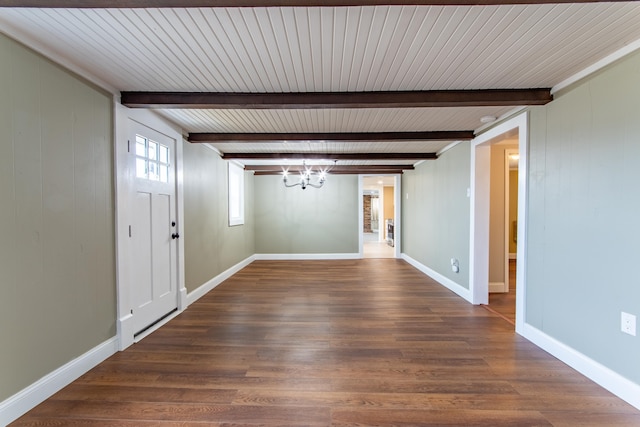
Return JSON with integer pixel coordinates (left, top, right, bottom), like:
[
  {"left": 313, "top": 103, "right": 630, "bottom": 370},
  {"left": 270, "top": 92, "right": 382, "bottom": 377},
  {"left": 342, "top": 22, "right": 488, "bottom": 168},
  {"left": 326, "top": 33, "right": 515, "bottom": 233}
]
[{"left": 171, "top": 233, "right": 180, "bottom": 239}]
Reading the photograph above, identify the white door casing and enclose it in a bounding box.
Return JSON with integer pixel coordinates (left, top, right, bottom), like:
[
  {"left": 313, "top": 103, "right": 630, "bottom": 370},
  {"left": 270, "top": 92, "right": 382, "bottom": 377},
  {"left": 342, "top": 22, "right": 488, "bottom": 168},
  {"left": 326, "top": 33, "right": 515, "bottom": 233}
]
[
  {"left": 358, "top": 174, "right": 401, "bottom": 258},
  {"left": 469, "top": 111, "right": 528, "bottom": 334},
  {"left": 129, "top": 123, "right": 178, "bottom": 335},
  {"left": 115, "top": 106, "right": 187, "bottom": 350}
]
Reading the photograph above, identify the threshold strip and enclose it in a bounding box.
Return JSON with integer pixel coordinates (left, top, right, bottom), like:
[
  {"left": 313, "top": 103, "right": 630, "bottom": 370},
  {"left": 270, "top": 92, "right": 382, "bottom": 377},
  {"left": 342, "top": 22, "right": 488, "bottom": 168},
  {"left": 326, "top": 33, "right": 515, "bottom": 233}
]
[{"left": 481, "top": 304, "right": 515, "bottom": 327}]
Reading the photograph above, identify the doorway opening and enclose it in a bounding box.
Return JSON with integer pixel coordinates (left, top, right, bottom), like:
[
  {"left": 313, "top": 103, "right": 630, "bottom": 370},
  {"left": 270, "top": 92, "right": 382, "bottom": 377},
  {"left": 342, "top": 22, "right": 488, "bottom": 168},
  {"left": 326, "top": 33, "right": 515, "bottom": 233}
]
[
  {"left": 360, "top": 175, "right": 401, "bottom": 259},
  {"left": 483, "top": 146, "right": 519, "bottom": 324},
  {"left": 469, "top": 112, "right": 528, "bottom": 333}
]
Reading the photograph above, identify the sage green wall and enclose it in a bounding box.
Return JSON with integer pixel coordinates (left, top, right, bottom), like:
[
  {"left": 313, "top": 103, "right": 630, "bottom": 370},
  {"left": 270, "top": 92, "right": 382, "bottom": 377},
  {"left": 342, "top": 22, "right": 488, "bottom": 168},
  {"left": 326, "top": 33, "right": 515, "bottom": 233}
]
[
  {"left": 402, "top": 142, "right": 471, "bottom": 289},
  {"left": 254, "top": 175, "right": 359, "bottom": 254},
  {"left": 0, "top": 34, "right": 115, "bottom": 402},
  {"left": 526, "top": 50, "right": 640, "bottom": 384},
  {"left": 182, "top": 144, "right": 255, "bottom": 293}
]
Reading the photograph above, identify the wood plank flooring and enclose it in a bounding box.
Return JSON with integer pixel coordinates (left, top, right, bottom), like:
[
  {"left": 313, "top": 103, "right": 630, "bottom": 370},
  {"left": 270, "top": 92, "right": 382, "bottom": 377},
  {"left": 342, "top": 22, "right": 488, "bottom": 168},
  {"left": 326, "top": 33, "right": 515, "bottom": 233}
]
[
  {"left": 12, "top": 259, "right": 640, "bottom": 426},
  {"left": 487, "top": 260, "right": 517, "bottom": 325}
]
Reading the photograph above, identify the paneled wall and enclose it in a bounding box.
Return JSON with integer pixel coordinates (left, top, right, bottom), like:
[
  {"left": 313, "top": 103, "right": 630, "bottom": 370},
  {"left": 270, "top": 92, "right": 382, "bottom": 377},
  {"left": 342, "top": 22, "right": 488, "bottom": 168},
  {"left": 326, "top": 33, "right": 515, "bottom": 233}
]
[
  {"left": 182, "top": 145, "right": 255, "bottom": 293},
  {"left": 402, "top": 142, "right": 471, "bottom": 289},
  {"left": 0, "top": 34, "right": 115, "bottom": 402},
  {"left": 526, "top": 50, "right": 640, "bottom": 385},
  {"left": 254, "top": 175, "right": 359, "bottom": 254}
]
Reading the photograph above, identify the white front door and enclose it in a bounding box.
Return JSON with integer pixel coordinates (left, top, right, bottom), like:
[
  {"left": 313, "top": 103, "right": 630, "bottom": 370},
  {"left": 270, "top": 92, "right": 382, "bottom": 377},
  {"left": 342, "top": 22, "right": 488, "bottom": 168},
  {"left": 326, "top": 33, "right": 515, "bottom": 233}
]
[{"left": 130, "top": 121, "right": 178, "bottom": 335}]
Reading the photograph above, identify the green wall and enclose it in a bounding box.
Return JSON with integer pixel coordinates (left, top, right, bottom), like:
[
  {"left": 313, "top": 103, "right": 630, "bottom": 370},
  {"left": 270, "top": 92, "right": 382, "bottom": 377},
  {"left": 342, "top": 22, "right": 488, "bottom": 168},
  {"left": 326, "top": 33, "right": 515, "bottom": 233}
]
[
  {"left": 526, "top": 50, "right": 640, "bottom": 384},
  {"left": 182, "top": 145, "right": 255, "bottom": 293},
  {"left": 402, "top": 142, "right": 471, "bottom": 289},
  {"left": 254, "top": 174, "right": 359, "bottom": 254},
  {"left": 0, "top": 34, "right": 115, "bottom": 402}
]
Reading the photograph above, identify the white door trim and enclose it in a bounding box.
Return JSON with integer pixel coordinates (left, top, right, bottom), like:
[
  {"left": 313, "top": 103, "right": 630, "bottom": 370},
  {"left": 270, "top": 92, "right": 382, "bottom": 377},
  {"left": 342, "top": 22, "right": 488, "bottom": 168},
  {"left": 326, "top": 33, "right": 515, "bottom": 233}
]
[
  {"left": 358, "top": 174, "right": 402, "bottom": 258},
  {"left": 469, "top": 112, "right": 528, "bottom": 334},
  {"left": 114, "top": 105, "right": 186, "bottom": 350}
]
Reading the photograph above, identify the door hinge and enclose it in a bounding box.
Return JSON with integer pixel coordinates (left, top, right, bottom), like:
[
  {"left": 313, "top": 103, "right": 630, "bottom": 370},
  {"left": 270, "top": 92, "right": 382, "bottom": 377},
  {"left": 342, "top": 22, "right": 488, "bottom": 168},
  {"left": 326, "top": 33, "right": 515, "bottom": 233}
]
[
  {"left": 127, "top": 139, "right": 130, "bottom": 153},
  {"left": 128, "top": 225, "right": 132, "bottom": 237}
]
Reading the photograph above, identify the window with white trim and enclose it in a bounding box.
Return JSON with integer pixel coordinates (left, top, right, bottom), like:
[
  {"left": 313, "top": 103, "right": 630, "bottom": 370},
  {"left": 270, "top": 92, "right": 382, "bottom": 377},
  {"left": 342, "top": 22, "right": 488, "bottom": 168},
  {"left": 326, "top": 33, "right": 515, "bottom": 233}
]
[
  {"left": 135, "top": 134, "right": 170, "bottom": 183},
  {"left": 228, "top": 162, "right": 244, "bottom": 226}
]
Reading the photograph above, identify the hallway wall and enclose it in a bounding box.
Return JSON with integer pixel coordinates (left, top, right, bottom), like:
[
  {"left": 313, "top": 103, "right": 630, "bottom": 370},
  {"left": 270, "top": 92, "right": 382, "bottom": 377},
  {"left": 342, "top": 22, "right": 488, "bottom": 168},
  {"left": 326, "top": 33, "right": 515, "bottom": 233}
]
[
  {"left": 183, "top": 145, "right": 255, "bottom": 293},
  {"left": 402, "top": 142, "right": 471, "bottom": 290},
  {"left": 0, "top": 34, "right": 115, "bottom": 402},
  {"left": 526, "top": 50, "right": 640, "bottom": 385}
]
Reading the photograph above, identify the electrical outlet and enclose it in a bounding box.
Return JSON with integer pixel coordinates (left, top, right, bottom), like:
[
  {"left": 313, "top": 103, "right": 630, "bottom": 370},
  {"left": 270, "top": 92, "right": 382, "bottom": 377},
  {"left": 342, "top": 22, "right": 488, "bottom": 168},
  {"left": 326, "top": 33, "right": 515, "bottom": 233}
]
[
  {"left": 450, "top": 258, "right": 459, "bottom": 273},
  {"left": 621, "top": 312, "right": 636, "bottom": 336}
]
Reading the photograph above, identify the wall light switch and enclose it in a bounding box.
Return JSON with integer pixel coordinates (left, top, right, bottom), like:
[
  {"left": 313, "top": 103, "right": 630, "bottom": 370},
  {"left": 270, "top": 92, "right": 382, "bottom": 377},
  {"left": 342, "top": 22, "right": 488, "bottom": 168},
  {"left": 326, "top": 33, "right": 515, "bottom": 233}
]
[{"left": 621, "top": 312, "right": 636, "bottom": 336}]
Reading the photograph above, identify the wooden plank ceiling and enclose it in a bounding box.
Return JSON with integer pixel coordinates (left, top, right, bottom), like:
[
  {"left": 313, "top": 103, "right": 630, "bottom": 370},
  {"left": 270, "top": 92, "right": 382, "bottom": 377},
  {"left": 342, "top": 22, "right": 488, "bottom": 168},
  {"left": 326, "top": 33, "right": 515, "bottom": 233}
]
[{"left": 1, "top": 2, "right": 640, "bottom": 174}]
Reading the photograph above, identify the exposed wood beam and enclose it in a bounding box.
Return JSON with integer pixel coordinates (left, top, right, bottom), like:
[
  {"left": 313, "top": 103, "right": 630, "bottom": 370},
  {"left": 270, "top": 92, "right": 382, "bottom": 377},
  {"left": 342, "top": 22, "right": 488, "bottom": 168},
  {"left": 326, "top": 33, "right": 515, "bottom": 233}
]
[
  {"left": 121, "top": 89, "right": 552, "bottom": 109},
  {"left": 1, "top": 0, "right": 627, "bottom": 7},
  {"left": 253, "top": 169, "right": 406, "bottom": 176},
  {"left": 245, "top": 165, "right": 413, "bottom": 172},
  {"left": 189, "top": 131, "right": 473, "bottom": 143},
  {"left": 221, "top": 153, "right": 438, "bottom": 160}
]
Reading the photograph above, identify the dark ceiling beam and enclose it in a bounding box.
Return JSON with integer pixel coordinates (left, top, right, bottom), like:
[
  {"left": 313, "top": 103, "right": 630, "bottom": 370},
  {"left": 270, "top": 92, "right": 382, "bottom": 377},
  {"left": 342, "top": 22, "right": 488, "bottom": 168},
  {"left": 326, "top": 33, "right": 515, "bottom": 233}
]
[
  {"left": 1, "top": 0, "right": 627, "bottom": 7},
  {"left": 221, "top": 153, "right": 437, "bottom": 160},
  {"left": 253, "top": 169, "right": 406, "bottom": 176},
  {"left": 245, "top": 164, "right": 413, "bottom": 172},
  {"left": 121, "top": 89, "right": 551, "bottom": 109},
  {"left": 189, "top": 131, "right": 473, "bottom": 143}
]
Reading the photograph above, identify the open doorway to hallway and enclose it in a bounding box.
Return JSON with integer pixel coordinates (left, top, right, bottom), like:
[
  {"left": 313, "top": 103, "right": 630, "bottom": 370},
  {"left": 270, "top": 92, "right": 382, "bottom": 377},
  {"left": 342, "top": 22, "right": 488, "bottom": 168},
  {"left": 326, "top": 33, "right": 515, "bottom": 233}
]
[
  {"left": 470, "top": 112, "right": 528, "bottom": 333},
  {"left": 362, "top": 175, "right": 398, "bottom": 259},
  {"left": 486, "top": 143, "right": 519, "bottom": 325}
]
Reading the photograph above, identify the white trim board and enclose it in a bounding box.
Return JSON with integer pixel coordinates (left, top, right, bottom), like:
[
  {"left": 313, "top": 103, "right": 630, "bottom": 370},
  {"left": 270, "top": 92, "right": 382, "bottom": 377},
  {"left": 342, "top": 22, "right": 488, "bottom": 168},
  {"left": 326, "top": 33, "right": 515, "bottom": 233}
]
[
  {"left": 358, "top": 174, "right": 402, "bottom": 259},
  {"left": 469, "top": 112, "right": 529, "bottom": 332},
  {"left": 401, "top": 253, "right": 473, "bottom": 303},
  {"left": 521, "top": 324, "right": 640, "bottom": 411},
  {"left": 552, "top": 38, "right": 640, "bottom": 94},
  {"left": 255, "top": 253, "right": 360, "bottom": 261},
  {"left": 0, "top": 18, "right": 117, "bottom": 94},
  {"left": 114, "top": 106, "right": 186, "bottom": 351},
  {"left": 489, "top": 282, "right": 506, "bottom": 293},
  {"left": 187, "top": 255, "right": 256, "bottom": 306},
  {"left": 0, "top": 337, "right": 118, "bottom": 426}
]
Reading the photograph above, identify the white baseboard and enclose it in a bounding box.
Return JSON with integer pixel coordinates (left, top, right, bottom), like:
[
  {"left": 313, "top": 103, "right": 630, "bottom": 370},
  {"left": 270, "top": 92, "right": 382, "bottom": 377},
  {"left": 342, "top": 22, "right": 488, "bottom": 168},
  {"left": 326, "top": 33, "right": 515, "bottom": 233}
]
[
  {"left": 0, "top": 337, "right": 118, "bottom": 426},
  {"left": 187, "top": 255, "right": 256, "bottom": 306},
  {"left": 118, "top": 312, "right": 135, "bottom": 351},
  {"left": 401, "top": 253, "right": 472, "bottom": 302},
  {"left": 521, "top": 323, "right": 640, "bottom": 411},
  {"left": 489, "top": 281, "right": 506, "bottom": 293},
  {"left": 254, "top": 253, "right": 360, "bottom": 260}
]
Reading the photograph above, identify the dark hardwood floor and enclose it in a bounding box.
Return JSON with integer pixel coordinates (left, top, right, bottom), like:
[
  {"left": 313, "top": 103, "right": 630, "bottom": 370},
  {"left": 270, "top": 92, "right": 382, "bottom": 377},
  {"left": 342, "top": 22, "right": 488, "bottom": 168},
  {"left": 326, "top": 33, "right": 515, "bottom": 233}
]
[
  {"left": 487, "top": 259, "right": 517, "bottom": 325},
  {"left": 12, "top": 259, "right": 640, "bottom": 426}
]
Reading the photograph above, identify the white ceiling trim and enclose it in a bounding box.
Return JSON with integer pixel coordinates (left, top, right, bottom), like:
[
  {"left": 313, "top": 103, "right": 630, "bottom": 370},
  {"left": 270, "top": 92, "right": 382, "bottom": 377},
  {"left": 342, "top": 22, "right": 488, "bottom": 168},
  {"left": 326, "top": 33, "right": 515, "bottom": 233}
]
[
  {"left": 552, "top": 36, "right": 640, "bottom": 94},
  {"left": 0, "top": 17, "right": 118, "bottom": 93}
]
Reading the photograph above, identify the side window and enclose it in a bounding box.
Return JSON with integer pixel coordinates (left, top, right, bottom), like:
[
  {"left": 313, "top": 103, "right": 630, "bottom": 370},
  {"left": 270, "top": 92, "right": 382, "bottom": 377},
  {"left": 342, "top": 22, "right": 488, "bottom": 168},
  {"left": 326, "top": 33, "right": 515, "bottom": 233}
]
[{"left": 228, "top": 162, "right": 244, "bottom": 226}]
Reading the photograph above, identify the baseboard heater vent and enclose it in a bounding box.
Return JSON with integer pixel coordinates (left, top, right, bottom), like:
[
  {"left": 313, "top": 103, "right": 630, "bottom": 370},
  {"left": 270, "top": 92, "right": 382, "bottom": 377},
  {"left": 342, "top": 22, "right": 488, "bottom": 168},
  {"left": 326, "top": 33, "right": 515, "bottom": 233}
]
[{"left": 134, "top": 308, "right": 178, "bottom": 338}]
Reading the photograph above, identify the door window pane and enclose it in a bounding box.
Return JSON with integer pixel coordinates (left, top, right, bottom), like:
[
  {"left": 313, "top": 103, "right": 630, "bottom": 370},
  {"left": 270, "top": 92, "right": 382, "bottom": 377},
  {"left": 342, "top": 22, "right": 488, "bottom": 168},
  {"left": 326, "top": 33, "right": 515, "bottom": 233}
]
[
  {"left": 136, "top": 136, "right": 147, "bottom": 157},
  {"left": 159, "top": 145, "right": 168, "bottom": 164},
  {"left": 135, "top": 135, "right": 171, "bottom": 183},
  {"left": 136, "top": 158, "right": 147, "bottom": 179}
]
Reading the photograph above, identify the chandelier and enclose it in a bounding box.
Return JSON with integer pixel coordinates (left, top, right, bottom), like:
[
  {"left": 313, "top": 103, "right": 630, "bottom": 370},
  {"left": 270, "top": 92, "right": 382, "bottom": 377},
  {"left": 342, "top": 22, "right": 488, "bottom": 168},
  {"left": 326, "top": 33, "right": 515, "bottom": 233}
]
[{"left": 283, "top": 162, "right": 327, "bottom": 190}]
